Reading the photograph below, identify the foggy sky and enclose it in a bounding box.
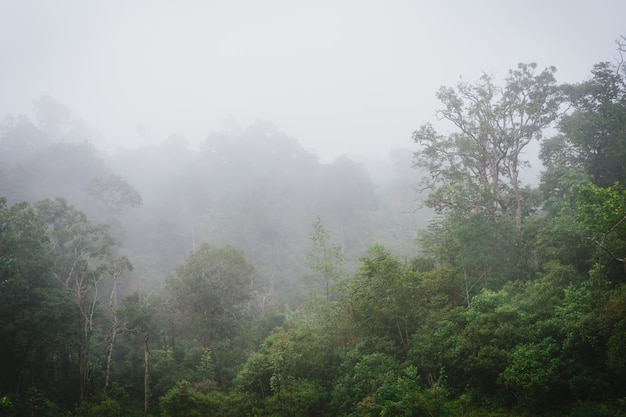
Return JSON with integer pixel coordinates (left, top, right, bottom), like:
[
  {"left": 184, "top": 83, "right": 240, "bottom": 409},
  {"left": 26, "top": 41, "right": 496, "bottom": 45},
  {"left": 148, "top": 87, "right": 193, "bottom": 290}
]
[{"left": 1, "top": 0, "right": 625, "bottom": 163}]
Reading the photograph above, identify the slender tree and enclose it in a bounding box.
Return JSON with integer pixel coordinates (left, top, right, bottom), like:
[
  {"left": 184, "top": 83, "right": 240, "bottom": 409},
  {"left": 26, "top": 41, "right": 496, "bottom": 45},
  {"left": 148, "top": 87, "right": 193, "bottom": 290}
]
[
  {"left": 103, "top": 256, "right": 133, "bottom": 392},
  {"left": 305, "top": 217, "right": 346, "bottom": 300}
]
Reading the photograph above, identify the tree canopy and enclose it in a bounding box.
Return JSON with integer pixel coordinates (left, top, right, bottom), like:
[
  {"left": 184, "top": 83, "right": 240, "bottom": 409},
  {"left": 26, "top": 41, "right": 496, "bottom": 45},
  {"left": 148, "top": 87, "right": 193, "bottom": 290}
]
[
  {"left": 3, "top": 44, "right": 626, "bottom": 417},
  {"left": 413, "top": 63, "right": 563, "bottom": 230}
]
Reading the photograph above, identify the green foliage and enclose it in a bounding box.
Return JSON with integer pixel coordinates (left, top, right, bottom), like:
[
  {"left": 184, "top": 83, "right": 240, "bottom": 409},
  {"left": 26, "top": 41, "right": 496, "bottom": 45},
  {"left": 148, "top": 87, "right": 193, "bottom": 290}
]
[
  {"left": 6, "top": 46, "right": 626, "bottom": 417},
  {"left": 576, "top": 182, "right": 626, "bottom": 278},
  {"left": 532, "top": 211, "right": 595, "bottom": 273},
  {"left": 262, "top": 380, "right": 325, "bottom": 417},
  {"left": 160, "top": 380, "right": 261, "bottom": 417},
  {"left": 159, "top": 380, "right": 223, "bottom": 417},
  {"left": 420, "top": 212, "right": 526, "bottom": 305},
  {"left": 168, "top": 243, "right": 254, "bottom": 331},
  {"left": 235, "top": 324, "right": 336, "bottom": 399},
  {"left": 413, "top": 63, "right": 562, "bottom": 228},
  {"left": 0, "top": 395, "right": 13, "bottom": 412},
  {"left": 233, "top": 350, "right": 274, "bottom": 398},
  {"left": 501, "top": 338, "right": 561, "bottom": 409},
  {"left": 34, "top": 198, "right": 130, "bottom": 403},
  {"left": 567, "top": 402, "right": 626, "bottom": 417},
  {"left": 263, "top": 328, "right": 300, "bottom": 394},
  {"left": 344, "top": 245, "right": 420, "bottom": 349},
  {"left": 0, "top": 199, "right": 76, "bottom": 404},
  {"left": 165, "top": 243, "right": 255, "bottom": 384},
  {"left": 539, "top": 136, "right": 591, "bottom": 215},
  {"left": 371, "top": 366, "right": 452, "bottom": 417},
  {"left": 331, "top": 338, "right": 402, "bottom": 415},
  {"left": 305, "top": 217, "right": 346, "bottom": 300},
  {"left": 558, "top": 62, "right": 626, "bottom": 187},
  {"left": 73, "top": 398, "right": 123, "bottom": 417},
  {"left": 604, "top": 285, "right": 626, "bottom": 376},
  {"left": 10, "top": 387, "right": 67, "bottom": 417}
]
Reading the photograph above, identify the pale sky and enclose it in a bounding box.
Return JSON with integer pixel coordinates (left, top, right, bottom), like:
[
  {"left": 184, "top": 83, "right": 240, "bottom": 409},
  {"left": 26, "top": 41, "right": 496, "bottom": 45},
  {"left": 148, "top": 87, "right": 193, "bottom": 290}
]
[{"left": 1, "top": 0, "right": 624, "bottom": 162}]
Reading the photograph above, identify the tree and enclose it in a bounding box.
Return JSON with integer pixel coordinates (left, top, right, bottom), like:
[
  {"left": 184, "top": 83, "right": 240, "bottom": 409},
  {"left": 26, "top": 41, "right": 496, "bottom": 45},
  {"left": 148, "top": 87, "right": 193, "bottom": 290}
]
[
  {"left": 103, "top": 256, "right": 133, "bottom": 394},
  {"left": 413, "top": 63, "right": 563, "bottom": 230},
  {"left": 316, "top": 155, "right": 377, "bottom": 252},
  {"left": 305, "top": 217, "right": 346, "bottom": 300},
  {"left": 114, "top": 293, "right": 157, "bottom": 410},
  {"left": 538, "top": 132, "right": 591, "bottom": 216},
  {"left": 32, "top": 95, "right": 72, "bottom": 141},
  {"left": 344, "top": 244, "right": 420, "bottom": 351},
  {"left": 553, "top": 62, "right": 626, "bottom": 188},
  {"left": 35, "top": 198, "right": 132, "bottom": 403},
  {"left": 4, "top": 142, "right": 107, "bottom": 209},
  {"left": 0, "top": 114, "right": 48, "bottom": 164},
  {"left": 420, "top": 211, "right": 523, "bottom": 306},
  {"left": 166, "top": 243, "right": 254, "bottom": 384},
  {"left": 0, "top": 199, "right": 74, "bottom": 404},
  {"left": 32, "top": 95, "right": 91, "bottom": 144},
  {"left": 576, "top": 183, "right": 626, "bottom": 277},
  {"left": 87, "top": 174, "right": 143, "bottom": 217},
  {"left": 540, "top": 56, "right": 626, "bottom": 220}
]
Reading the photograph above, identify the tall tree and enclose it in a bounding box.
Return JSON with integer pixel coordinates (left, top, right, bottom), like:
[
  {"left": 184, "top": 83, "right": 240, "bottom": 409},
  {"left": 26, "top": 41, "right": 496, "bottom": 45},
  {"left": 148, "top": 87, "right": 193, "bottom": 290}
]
[
  {"left": 413, "top": 63, "right": 563, "bottom": 230},
  {"left": 305, "top": 217, "right": 346, "bottom": 301},
  {"left": 0, "top": 199, "right": 74, "bottom": 403},
  {"left": 166, "top": 243, "right": 254, "bottom": 384},
  {"left": 35, "top": 198, "right": 132, "bottom": 403},
  {"left": 316, "top": 155, "right": 377, "bottom": 251},
  {"left": 103, "top": 255, "right": 133, "bottom": 393},
  {"left": 344, "top": 244, "right": 420, "bottom": 351},
  {"left": 542, "top": 61, "right": 626, "bottom": 190}
]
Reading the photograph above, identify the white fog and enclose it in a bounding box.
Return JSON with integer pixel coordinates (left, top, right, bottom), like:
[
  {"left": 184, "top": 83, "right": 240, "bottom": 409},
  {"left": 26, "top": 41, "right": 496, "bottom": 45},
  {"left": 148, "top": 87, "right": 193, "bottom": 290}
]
[{"left": 2, "top": 0, "right": 624, "bottom": 164}]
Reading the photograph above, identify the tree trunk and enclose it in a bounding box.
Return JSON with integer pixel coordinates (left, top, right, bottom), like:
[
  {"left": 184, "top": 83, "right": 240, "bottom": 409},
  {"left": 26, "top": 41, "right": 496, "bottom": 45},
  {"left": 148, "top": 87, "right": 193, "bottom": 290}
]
[
  {"left": 104, "top": 268, "right": 121, "bottom": 391},
  {"left": 144, "top": 331, "right": 150, "bottom": 414},
  {"left": 104, "top": 324, "right": 117, "bottom": 391},
  {"left": 510, "top": 155, "right": 523, "bottom": 233},
  {"left": 463, "top": 268, "right": 471, "bottom": 308}
]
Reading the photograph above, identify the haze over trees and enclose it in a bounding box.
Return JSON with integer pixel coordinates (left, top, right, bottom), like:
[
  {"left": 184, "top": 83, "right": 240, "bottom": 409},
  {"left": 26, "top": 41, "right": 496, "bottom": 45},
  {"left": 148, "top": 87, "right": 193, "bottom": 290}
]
[{"left": 1, "top": 39, "right": 626, "bottom": 417}]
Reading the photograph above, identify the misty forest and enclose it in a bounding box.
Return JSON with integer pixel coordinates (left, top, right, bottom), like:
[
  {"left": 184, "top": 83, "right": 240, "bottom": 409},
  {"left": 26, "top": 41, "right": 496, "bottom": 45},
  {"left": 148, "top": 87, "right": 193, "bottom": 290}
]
[{"left": 2, "top": 38, "right": 626, "bottom": 417}]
